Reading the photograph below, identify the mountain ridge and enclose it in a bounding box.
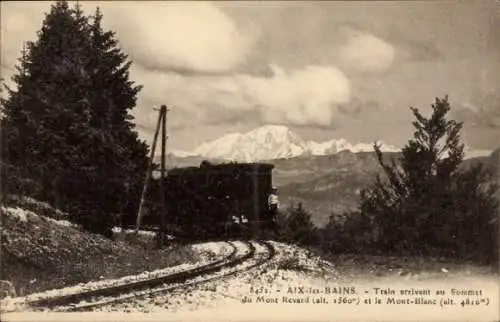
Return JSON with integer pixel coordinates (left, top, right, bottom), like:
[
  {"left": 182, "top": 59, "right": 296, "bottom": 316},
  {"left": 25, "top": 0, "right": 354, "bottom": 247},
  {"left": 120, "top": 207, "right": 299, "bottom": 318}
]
[
  {"left": 278, "top": 148, "right": 500, "bottom": 226},
  {"left": 174, "top": 125, "right": 400, "bottom": 162},
  {"left": 169, "top": 124, "right": 492, "bottom": 162}
]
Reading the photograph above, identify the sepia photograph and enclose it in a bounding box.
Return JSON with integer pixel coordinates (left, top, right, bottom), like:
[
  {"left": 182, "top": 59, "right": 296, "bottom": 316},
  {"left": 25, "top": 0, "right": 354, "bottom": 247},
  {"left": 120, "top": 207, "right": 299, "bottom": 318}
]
[{"left": 1, "top": 1, "right": 499, "bottom": 321}]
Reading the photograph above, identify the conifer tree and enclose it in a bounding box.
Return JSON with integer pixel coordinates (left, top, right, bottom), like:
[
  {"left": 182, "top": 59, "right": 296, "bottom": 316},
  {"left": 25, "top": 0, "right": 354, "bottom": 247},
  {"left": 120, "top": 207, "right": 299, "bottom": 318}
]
[
  {"left": 359, "top": 96, "right": 498, "bottom": 261},
  {"left": 83, "top": 6, "right": 149, "bottom": 227},
  {"left": 282, "top": 203, "right": 317, "bottom": 246},
  {"left": 2, "top": 0, "right": 93, "bottom": 203},
  {"left": 1, "top": 1, "right": 149, "bottom": 237}
]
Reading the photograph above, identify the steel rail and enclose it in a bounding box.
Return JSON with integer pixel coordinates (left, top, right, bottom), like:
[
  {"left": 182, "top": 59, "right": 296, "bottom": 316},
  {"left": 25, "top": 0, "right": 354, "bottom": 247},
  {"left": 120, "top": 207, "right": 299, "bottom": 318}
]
[
  {"left": 28, "top": 241, "right": 240, "bottom": 310},
  {"left": 64, "top": 240, "right": 276, "bottom": 312}
]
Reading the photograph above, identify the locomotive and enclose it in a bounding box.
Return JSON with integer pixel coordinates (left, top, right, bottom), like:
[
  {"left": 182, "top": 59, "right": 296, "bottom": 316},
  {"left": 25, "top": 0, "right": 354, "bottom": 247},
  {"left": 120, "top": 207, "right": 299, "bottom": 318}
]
[{"left": 143, "top": 161, "right": 277, "bottom": 241}]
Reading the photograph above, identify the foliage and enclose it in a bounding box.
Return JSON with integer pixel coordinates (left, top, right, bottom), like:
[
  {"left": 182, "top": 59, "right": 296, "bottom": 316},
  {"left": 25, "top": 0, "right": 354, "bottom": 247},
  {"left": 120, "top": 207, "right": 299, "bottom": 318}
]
[
  {"left": 278, "top": 203, "right": 318, "bottom": 246},
  {"left": 321, "top": 210, "right": 374, "bottom": 254},
  {"left": 321, "top": 96, "right": 499, "bottom": 264},
  {"left": 1, "top": 1, "right": 148, "bottom": 237}
]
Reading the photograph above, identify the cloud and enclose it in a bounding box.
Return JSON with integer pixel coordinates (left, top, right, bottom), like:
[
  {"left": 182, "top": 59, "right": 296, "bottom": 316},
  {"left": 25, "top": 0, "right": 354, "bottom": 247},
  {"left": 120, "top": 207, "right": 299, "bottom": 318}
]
[
  {"left": 391, "top": 35, "right": 443, "bottom": 62},
  {"left": 96, "top": 2, "right": 256, "bottom": 74},
  {"left": 454, "top": 94, "right": 500, "bottom": 130},
  {"left": 1, "top": 1, "right": 258, "bottom": 81},
  {"left": 452, "top": 67, "right": 500, "bottom": 130},
  {"left": 1, "top": 2, "right": 48, "bottom": 88},
  {"left": 338, "top": 26, "right": 395, "bottom": 73},
  {"left": 338, "top": 98, "right": 381, "bottom": 119},
  {"left": 131, "top": 64, "right": 352, "bottom": 131},
  {"left": 450, "top": 68, "right": 500, "bottom": 150},
  {"left": 239, "top": 65, "right": 351, "bottom": 126}
]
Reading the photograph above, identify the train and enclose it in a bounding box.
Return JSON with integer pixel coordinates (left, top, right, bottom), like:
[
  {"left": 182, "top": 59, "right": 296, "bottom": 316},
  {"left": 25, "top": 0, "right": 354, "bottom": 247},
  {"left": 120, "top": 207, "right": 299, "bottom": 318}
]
[{"left": 142, "top": 161, "right": 278, "bottom": 241}]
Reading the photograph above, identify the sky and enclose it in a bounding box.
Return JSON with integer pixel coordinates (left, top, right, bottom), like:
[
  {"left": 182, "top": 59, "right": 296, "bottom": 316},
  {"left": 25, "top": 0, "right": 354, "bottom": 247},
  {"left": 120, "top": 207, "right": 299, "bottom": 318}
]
[{"left": 1, "top": 1, "right": 499, "bottom": 152}]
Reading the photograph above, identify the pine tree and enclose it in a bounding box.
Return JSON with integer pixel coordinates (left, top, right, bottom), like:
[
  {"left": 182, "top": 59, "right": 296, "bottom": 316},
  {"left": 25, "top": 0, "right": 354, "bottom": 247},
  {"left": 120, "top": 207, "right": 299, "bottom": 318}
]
[
  {"left": 359, "top": 96, "right": 498, "bottom": 261},
  {"left": 82, "top": 6, "right": 149, "bottom": 227},
  {"left": 1, "top": 1, "right": 149, "bottom": 237},
  {"left": 2, "top": 0, "right": 93, "bottom": 204},
  {"left": 282, "top": 203, "right": 317, "bottom": 246}
]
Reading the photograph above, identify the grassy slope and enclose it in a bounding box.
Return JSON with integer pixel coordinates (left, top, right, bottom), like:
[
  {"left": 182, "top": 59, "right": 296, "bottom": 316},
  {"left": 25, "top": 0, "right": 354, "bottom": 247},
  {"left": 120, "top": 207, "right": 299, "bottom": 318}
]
[{"left": 1, "top": 201, "right": 198, "bottom": 297}]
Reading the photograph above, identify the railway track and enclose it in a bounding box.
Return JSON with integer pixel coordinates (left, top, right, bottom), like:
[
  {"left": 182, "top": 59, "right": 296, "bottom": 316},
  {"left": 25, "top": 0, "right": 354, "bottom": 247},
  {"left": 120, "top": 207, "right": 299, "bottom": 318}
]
[{"left": 28, "top": 240, "right": 275, "bottom": 312}]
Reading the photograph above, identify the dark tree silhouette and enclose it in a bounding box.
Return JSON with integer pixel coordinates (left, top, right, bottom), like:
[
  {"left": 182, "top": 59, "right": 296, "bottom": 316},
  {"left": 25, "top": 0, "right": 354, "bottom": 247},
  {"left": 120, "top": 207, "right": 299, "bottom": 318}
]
[
  {"left": 1, "top": 1, "right": 149, "bottom": 237},
  {"left": 358, "top": 96, "right": 498, "bottom": 262},
  {"left": 279, "top": 203, "right": 317, "bottom": 246}
]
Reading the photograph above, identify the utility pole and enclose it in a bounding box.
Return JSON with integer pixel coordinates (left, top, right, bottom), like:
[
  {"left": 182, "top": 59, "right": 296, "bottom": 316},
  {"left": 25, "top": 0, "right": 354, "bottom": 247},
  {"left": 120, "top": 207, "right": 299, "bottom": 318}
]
[
  {"left": 157, "top": 105, "right": 169, "bottom": 247},
  {"left": 135, "top": 106, "right": 168, "bottom": 240}
]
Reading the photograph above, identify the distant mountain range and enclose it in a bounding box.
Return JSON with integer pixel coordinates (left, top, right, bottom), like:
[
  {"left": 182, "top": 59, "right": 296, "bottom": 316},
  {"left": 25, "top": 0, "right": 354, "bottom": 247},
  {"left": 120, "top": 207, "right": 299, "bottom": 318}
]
[
  {"left": 172, "top": 125, "right": 399, "bottom": 161},
  {"left": 169, "top": 125, "right": 491, "bottom": 162}
]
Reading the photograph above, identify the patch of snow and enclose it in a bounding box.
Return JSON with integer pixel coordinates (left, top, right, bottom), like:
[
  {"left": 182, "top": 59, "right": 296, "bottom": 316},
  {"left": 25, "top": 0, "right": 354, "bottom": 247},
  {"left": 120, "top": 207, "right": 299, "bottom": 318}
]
[
  {"left": 0, "top": 241, "right": 236, "bottom": 312},
  {"left": 2, "top": 206, "right": 31, "bottom": 222},
  {"left": 2, "top": 206, "right": 79, "bottom": 228},
  {"left": 57, "top": 241, "right": 336, "bottom": 314},
  {"left": 2, "top": 241, "right": 499, "bottom": 321},
  {"left": 111, "top": 227, "right": 122, "bottom": 234},
  {"left": 111, "top": 227, "right": 174, "bottom": 239},
  {"left": 42, "top": 216, "right": 79, "bottom": 228},
  {"left": 463, "top": 148, "right": 492, "bottom": 159},
  {"left": 169, "top": 149, "right": 196, "bottom": 158},
  {"left": 6, "top": 195, "right": 69, "bottom": 219}
]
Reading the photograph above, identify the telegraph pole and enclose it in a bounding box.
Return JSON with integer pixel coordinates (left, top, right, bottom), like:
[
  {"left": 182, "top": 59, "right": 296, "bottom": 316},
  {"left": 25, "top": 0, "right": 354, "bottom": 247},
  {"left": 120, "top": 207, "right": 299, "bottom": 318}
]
[
  {"left": 157, "top": 105, "right": 169, "bottom": 247},
  {"left": 135, "top": 106, "right": 165, "bottom": 236}
]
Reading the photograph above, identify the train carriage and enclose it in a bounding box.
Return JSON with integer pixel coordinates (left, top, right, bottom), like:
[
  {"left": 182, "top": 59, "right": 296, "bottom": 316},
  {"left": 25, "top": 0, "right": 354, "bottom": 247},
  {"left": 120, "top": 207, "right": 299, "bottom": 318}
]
[{"left": 146, "top": 161, "right": 275, "bottom": 240}]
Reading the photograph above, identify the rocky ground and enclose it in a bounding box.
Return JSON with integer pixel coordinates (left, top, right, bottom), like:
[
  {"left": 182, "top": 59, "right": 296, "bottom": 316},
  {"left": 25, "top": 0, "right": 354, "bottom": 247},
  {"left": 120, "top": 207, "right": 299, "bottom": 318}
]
[
  {"left": 3, "top": 240, "right": 498, "bottom": 321},
  {"left": 0, "top": 200, "right": 201, "bottom": 297}
]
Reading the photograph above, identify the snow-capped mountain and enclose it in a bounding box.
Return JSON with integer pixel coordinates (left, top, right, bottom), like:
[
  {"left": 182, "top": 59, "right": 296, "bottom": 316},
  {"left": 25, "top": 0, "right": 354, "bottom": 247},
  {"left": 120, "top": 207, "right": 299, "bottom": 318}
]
[
  {"left": 184, "top": 125, "right": 399, "bottom": 162},
  {"left": 463, "top": 147, "right": 493, "bottom": 159},
  {"left": 169, "top": 149, "right": 196, "bottom": 158},
  {"left": 169, "top": 125, "right": 492, "bottom": 162},
  {"left": 193, "top": 125, "right": 311, "bottom": 161},
  {"left": 306, "top": 138, "right": 398, "bottom": 155}
]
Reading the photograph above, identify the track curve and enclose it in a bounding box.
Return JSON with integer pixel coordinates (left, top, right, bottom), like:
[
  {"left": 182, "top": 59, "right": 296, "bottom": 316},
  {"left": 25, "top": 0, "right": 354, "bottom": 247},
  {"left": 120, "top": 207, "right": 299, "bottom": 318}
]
[
  {"left": 65, "top": 240, "right": 275, "bottom": 312},
  {"left": 26, "top": 240, "right": 275, "bottom": 312},
  {"left": 27, "top": 241, "right": 239, "bottom": 310}
]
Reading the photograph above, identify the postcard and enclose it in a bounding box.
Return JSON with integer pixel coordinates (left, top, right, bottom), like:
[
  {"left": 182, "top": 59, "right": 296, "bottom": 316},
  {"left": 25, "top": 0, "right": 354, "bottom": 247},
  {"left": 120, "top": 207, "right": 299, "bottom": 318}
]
[{"left": 1, "top": 1, "right": 499, "bottom": 321}]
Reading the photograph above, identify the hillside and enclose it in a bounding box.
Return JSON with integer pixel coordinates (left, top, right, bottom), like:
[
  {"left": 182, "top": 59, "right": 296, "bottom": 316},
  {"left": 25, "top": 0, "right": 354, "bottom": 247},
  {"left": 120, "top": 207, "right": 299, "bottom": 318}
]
[
  {"left": 0, "top": 199, "right": 199, "bottom": 297},
  {"left": 269, "top": 150, "right": 399, "bottom": 186},
  {"left": 279, "top": 149, "right": 500, "bottom": 227},
  {"left": 276, "top": 151, "right": 389, "bottom": 226}
]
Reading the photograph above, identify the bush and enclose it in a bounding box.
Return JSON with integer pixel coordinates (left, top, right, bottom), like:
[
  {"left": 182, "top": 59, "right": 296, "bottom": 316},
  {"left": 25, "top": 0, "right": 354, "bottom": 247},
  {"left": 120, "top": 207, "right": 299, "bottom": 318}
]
[
  {"left": 0, "top": 163, "right": 42, "bottom": 202},
  {"left": 320, "top": 96, "right": 499, "bottom": 265},
  {"left": 277, "top": 203, "right": 318, "bottom": 246}
]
